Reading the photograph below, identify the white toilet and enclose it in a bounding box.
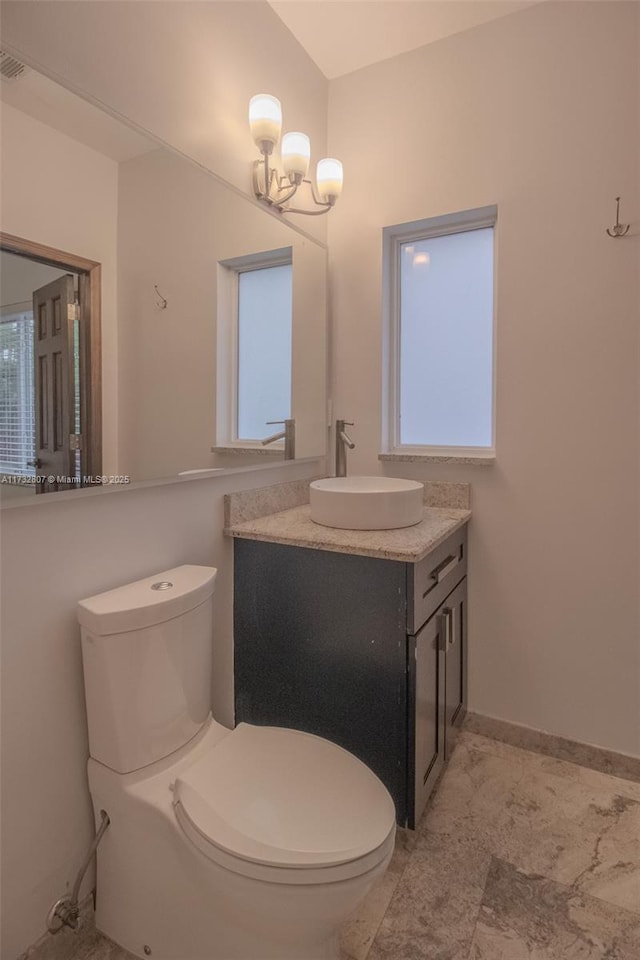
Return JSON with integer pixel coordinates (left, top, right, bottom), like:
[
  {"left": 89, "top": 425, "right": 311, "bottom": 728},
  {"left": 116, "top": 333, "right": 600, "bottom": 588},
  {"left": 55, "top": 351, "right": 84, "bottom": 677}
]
[{"left": 78, "top": 565, "right": 396, "bottom": 960}]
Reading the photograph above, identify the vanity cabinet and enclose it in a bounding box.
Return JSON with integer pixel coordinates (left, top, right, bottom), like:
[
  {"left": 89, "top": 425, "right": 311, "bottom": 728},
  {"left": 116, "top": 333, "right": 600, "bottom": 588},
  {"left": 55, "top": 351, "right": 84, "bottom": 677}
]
[{"left": 233, "top": 524, "right": 468, "bottom": 828}]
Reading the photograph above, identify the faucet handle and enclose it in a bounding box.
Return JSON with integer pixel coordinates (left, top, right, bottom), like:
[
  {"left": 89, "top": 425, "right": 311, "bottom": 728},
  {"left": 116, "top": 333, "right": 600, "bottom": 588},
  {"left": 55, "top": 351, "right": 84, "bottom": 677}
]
[{"left": 266, "top": 419, "right": 294, "bottom": 425}]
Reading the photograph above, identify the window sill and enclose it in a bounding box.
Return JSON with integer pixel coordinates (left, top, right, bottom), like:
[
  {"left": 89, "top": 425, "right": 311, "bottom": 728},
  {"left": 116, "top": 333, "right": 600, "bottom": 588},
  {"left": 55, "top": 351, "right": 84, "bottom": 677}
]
[
  {"left": 379, "top": 451, "right": 495, "bottom": 465},
  {"left": 211, "top": 445, "right": 283, "bottom": 458}
]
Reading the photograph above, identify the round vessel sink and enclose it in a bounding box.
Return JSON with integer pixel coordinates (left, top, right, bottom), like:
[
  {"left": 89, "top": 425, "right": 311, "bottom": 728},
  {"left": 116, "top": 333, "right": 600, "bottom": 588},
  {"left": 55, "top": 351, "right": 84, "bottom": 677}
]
[{"left": 310, "top": 477, "right": 424, "bottom": 530}]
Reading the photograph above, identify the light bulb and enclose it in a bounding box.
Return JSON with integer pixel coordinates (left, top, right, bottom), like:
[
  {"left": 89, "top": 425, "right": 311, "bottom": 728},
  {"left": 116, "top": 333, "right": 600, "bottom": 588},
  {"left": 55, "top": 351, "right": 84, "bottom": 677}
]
[
  {"left": 249, "top": 94, "right": 282, "bottom": 149},
  {"left": 282, "top": 132, "right": 311, "bottom": 179},
  {"left": 316, "top": 158, "right": 343, "bottom": 201}
]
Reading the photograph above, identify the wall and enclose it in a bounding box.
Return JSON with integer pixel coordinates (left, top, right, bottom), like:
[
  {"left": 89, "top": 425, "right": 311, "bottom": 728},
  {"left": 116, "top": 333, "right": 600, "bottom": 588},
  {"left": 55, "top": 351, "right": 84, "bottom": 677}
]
[
  {"left": 0, "top": 0, "right": 329, "bottom": 244},
  {"left": 0, "top": 104, "right": 120, "bottom": 475},
  {"left": 328, "top": 1, "right": 640, "bottom": 757}
]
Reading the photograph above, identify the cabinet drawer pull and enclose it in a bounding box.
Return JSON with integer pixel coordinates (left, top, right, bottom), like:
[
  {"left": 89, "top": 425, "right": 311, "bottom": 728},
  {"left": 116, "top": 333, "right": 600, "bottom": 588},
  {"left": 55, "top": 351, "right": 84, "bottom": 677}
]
[
  {"left": 438, "top": 608, "right": 454, "bottom": 651},
  {"left": 422, "top": 554, "right": 459, "bottom": 598},
  {"left": 438, "top": 610, "right": 449, "bottom": 651}
]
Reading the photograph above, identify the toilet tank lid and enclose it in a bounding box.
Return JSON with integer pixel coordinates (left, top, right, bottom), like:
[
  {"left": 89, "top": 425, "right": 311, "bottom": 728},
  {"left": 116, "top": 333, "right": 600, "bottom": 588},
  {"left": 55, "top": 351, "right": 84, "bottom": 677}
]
[{"left": 77, "top": 565, "right": 217, "bottom": 636}]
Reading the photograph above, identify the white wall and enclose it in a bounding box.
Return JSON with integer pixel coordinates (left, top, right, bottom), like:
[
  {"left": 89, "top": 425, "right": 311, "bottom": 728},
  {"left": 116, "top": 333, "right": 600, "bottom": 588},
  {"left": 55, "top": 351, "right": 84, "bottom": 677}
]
[
  {"left": 328, "top": 1, "right": 640, "bottom": 757},
  {"left": 0, "top": 104, "right": 120, "bottom": 475},
  {"left": 0, "top": 0, "right": 329, "bottom": 244}
]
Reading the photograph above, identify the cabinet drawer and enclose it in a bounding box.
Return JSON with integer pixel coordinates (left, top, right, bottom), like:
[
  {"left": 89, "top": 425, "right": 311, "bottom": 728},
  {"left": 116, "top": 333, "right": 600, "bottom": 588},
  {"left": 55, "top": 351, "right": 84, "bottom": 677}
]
[{"left": 408, "top": 527, "right": 467, "bottom": 633}]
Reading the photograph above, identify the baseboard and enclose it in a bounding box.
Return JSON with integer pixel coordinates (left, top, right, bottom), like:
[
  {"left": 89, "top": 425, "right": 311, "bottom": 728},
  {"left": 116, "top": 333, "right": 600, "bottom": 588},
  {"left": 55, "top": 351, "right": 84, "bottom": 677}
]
[{"left": 464, "top": 711, "right": 640, "bottom": 783}]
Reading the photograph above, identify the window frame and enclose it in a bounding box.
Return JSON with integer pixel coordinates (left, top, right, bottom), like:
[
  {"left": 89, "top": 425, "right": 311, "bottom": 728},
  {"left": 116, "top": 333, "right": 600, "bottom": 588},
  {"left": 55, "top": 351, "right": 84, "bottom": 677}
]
[
  {"left": 216, "top": 246, "right": 293, "bottom": 451},
  {"left": 381, "top": 205, "right": 497, "bottom": 461}
]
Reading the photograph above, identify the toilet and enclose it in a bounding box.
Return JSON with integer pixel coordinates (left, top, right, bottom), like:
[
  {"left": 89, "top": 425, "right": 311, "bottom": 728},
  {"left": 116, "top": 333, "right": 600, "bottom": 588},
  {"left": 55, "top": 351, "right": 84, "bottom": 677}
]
[{"left": 78, "top": 565, "right": 396, "bottom": 960}]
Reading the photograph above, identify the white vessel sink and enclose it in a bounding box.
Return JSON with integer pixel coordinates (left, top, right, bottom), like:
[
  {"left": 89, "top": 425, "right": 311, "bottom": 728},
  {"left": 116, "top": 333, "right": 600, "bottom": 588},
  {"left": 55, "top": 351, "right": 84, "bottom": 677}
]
[{"left": 310, "top": 477, "right": 424, "bottom": 530}]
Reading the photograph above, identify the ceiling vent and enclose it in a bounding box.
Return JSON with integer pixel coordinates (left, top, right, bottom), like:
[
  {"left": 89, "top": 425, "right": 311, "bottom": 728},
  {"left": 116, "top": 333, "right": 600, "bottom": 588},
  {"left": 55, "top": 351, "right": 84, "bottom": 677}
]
[{"left": 0, "top": 51, "right": 29, "bottom": 82}]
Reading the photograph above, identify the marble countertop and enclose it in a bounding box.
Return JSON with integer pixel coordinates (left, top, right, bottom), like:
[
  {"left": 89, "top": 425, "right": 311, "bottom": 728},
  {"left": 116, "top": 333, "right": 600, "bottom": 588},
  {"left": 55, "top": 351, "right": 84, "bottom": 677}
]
[{"left": 225, "top": 504, "right": 470, "bottom": 563}]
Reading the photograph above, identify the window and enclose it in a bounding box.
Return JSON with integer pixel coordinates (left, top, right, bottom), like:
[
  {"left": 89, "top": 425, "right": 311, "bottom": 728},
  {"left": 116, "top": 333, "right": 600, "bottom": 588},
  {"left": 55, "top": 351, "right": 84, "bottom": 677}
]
[
  {"left": 0, "top": 305, "right": 35, "bottom": 476},
  {"left": 237, "top": 262, "right": 292, "bottom": 440},
  {"left": 217, "top": 248, "right": 292, "bottom": 447},
  {"left": 383, "top": 206, "right": 496, "bottom": 458}
]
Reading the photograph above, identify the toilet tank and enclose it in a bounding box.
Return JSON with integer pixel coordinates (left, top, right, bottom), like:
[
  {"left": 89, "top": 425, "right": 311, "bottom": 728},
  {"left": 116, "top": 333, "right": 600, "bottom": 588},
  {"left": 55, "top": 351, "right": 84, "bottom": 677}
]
[{"left": 78, "top": 565, "right": 216, "bottom": 773}]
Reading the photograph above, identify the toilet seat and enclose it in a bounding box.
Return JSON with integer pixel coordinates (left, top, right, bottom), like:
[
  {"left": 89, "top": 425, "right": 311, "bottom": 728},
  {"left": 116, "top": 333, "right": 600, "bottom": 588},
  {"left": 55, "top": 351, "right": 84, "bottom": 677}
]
[{"left": 173, "top": 723, "right": 396, "bottom": 884}]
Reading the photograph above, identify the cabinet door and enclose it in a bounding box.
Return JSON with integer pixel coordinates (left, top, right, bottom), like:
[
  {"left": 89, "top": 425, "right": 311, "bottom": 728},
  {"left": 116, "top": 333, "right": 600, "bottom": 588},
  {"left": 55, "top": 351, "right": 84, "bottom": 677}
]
[
  {"left": 442, "top": 577, "right": 468, "bottom": 760},
  {"left": 234, "top": 539, "right": 409, "bottom": 825},
  {"left": 410, "top": 611, "right": 446, "bottom": 827}
]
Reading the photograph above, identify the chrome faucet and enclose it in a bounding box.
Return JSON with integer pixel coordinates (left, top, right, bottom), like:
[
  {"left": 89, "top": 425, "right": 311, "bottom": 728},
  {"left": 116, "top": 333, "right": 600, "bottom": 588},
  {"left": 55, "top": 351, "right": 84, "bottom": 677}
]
[
  {"left": 335, "top": 419, "right": 355, "bottom": 477},
  {"left": 262, "top": 419, "right": 296, "bottom": 460}
]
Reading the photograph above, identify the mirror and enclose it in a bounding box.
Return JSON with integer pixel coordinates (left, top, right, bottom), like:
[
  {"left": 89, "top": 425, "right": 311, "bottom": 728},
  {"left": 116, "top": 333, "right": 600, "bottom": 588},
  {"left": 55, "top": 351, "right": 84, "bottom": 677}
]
[{"left": 0, "top": 66, "right": 327, "bottom": 501}]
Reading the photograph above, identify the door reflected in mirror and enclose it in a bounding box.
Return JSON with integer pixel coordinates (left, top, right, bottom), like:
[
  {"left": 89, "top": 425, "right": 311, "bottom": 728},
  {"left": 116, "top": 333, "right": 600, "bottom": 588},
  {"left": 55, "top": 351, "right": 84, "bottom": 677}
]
[
  {"left": 0, "top": 66, "right": 327, "bottom": 500},
  {"left": 0, "top": 243, "right": 102, "bottom": 501}
]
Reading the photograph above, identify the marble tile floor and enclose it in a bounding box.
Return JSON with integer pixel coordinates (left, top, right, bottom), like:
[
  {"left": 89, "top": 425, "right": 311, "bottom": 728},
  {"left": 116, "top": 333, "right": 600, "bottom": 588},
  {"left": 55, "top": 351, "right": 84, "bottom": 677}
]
[{"left": 48, "top": 731, "right": 640, "bottom": 960}]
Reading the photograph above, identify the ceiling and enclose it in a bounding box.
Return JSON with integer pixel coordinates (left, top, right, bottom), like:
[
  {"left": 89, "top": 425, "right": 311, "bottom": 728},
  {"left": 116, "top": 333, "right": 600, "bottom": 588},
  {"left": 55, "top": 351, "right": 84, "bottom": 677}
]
[{"left": 268, "top": 0, "right": 541, "bottom": 79}]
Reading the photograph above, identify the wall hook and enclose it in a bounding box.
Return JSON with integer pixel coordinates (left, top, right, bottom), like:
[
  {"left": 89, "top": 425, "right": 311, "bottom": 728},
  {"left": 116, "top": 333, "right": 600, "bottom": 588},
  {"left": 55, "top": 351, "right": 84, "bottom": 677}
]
[
  {"left": 154, "top": 284, "right": 168, "bottom": 309},
  {"left": 606, "top": 197, "right": 630, "bottom": 238}
]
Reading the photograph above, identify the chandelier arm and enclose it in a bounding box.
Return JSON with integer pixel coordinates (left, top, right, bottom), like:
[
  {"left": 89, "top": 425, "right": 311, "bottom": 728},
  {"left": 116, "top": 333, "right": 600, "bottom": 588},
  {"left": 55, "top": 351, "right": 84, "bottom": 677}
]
[
  {"left": 302, "top": 177, "right": 329, "bottom": 207},
  {"left": 264, "top": 152, "right": 271, "bottom": 199},
  {"left": 279, "top": 178, "right": 335, "bottom": 214},
  {"left": 273, "top": 182, "right": 301, "bottom": 206},
  {"left": 280, "top": 202, "right": 333, "bottom": 216},
  {"left": 252, "top": 155, "right": 337, "bottom": 215}
]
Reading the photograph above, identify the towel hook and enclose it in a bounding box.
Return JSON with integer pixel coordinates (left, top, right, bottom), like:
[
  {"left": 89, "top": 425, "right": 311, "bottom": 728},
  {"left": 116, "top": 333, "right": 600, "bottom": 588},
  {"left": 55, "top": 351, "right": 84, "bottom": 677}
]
[
  {"left": 154, "top": 284, "right": 168, "bottom": 309},
  {"left": 606, "top": 197, "right": 630, "bottom": 238}
]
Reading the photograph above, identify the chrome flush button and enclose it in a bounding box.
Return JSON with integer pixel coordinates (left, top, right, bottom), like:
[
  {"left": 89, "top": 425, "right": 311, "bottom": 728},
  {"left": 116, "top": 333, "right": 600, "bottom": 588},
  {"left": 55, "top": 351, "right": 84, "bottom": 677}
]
[{"left": 151, "top": 581, "right": 173, "bottom": 591}]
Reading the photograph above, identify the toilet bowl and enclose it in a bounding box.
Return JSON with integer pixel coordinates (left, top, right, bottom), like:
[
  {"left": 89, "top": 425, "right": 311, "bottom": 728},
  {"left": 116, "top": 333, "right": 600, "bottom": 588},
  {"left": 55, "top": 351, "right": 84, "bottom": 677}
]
[{"left": 79, "top": 566, "right": 396, "bottom": 960}]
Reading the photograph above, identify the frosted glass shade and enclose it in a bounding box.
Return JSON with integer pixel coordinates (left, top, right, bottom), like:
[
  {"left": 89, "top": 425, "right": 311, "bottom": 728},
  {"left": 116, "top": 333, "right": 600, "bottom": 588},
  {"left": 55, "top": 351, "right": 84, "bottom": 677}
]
[
  {"left": 317, "top": 158, "right": 343, "bottom": 201},
  {"left": 249, "top": 94, "right": 282, "bottom": 147},
  {"left": 282, "top": 132, "right": 311, "bottom": 178}
]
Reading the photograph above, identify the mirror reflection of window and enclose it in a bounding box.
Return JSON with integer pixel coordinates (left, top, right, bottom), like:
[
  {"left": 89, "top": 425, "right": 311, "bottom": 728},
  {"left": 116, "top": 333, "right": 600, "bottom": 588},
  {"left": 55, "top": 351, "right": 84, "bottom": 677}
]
[
  {"left": 236, "top": 261, "right": 292, "bottom": 442},
  {"left": 0, "top": 304, "right": 35, "bottom": 477}
]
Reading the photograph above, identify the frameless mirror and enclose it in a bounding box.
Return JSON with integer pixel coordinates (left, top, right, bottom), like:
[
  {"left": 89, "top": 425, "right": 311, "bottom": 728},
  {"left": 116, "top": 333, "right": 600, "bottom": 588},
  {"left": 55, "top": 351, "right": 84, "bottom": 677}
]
[{"left": 0, "top": 66, "right": 327, "bottom": 502}]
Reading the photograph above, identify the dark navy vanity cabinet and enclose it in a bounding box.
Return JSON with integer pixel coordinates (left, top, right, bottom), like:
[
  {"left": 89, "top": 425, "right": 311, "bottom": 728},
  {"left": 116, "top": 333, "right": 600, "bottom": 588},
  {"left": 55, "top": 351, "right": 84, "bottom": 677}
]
[{"left": 234, "top": 524, "right": 468, "bottom": 828}]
